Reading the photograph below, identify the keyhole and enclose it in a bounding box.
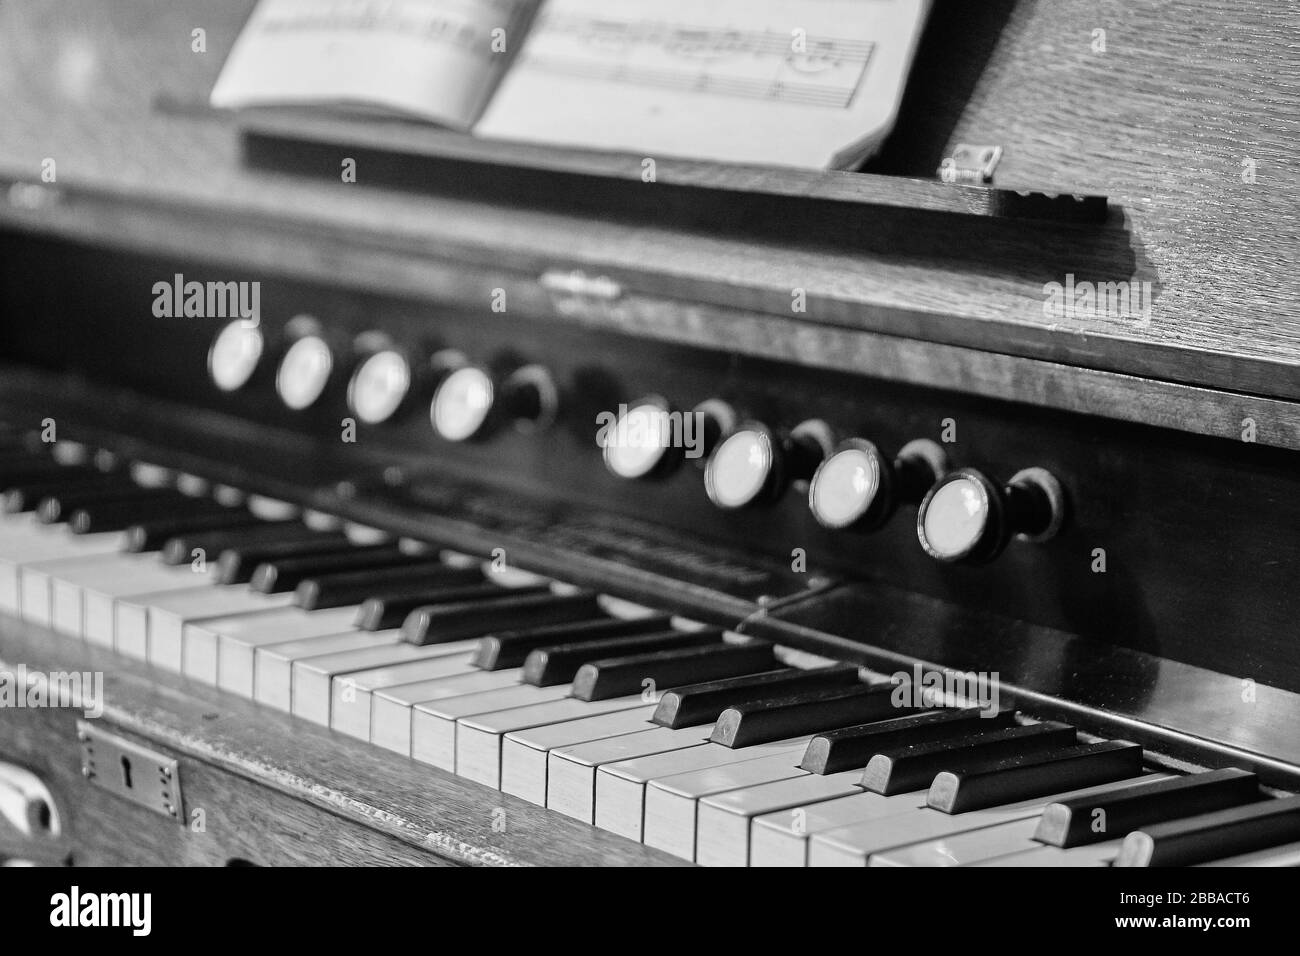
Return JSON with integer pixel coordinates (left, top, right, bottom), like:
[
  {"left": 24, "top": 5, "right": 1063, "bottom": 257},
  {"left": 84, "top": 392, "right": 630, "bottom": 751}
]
[{"left": 120, "top": 755, "right": 133, "bottom": 789}]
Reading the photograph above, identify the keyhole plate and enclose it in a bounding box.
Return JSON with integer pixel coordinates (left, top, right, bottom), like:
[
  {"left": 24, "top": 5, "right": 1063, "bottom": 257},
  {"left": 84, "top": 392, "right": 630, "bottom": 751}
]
[{"left": 77, "top": 720, "right": 181, "bottom": 822}]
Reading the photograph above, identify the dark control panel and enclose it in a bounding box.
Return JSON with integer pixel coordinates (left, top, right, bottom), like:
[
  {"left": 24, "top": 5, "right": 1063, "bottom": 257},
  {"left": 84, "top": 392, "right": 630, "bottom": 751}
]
[
  {"left": 207, "top": 314, "right": 1069, "bottom": 568},
  {"left": 4, "top": 239, "right": 1299, "bottom": 690}
]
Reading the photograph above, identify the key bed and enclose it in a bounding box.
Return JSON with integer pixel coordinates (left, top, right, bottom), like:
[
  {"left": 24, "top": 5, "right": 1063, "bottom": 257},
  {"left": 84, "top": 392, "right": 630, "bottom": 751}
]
[{"left": 1, "top": 439, "right": 1295, "bottom": 867}]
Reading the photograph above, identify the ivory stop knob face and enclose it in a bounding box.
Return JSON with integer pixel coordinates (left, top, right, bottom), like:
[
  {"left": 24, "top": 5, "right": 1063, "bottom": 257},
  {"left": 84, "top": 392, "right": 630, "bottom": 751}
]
[
  {"left": 275, "top": 334, "right": 334, "bottom": 411},
  {"left": 431, "top": 365, "right": 495, "bottom": 442},
  {"left": 704, "top": 426, "right": 778, "bottom": 510},
  {"left": 808, "top": 439, "right": 888, "bottom": 530},
  {"left": 918, "top": 466, "right": 1066, "bottom": 564},
  {"left": 603, "top": 401, "right": 675, "bottom": 479},
  {"left": 347, "top": 349, "right": 411, "bottom": 425},
  {"left": 208, "top": 320, "right": 264, "bottom": 393},
  {"left": 919, "top": 470, "right": 999, "bottom": 562}
]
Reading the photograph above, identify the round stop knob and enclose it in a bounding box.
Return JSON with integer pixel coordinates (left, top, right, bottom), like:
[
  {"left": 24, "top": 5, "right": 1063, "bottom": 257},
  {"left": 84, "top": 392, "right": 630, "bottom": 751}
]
[
  {"left": 808, "top": 438, "right": 947, "bottom": 531},
  {"left": 431, "top": 362, "right": 556, "bottom": 442},
  {"left": 704, "top": 419, "right": 833, "bottom": 510},
  {"left": 602, "top": 397, "right": 734, "bottom": 481},
  {"left": 917, "top": 466, "right": 1066, "bottom": 564},
  {"left": 208, "top": 320, "right": 265, "bottom": 393},
  {"left": 602, "top": 398, "right": 677, "bottom": 480},
  {"left": 347, "top": 342, "right": 412, "bottom": 425},
  {"left": 275, "top": 321, "right": 335, "bottom": 411}
]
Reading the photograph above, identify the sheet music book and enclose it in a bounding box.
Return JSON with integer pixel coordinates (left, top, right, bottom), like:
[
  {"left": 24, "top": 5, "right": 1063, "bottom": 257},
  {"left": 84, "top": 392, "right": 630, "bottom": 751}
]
[{"left": 211, "top": 0, "right": 932, "bottom": 170}]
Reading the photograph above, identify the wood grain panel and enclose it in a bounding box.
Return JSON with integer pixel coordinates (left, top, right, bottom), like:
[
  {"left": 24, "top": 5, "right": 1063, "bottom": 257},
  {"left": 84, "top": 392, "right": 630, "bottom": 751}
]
[
  {"left": 0, "top": 617, "right": 687, "bottom": 867},
  {"left": 0, "top": 0, "right": 1294, "bottom": 402}
]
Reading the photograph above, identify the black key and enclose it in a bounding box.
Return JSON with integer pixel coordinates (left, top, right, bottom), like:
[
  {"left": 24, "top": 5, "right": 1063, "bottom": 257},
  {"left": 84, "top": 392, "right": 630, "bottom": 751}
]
[
  {"left": 161, "top": 522, "right": 337, "bottom": 568},
  {"left": 355, "top": 583, "right": 548, "bottom": 631},
  {"left": 522, "top": 629, "right": 721, "bottom": 686},
  {"left": 1115, "top": 794, "right": 1300, "bottom": 867},
  {"left": 251, "top": 546, "right": 427, "bottom": 593},
  {"left": 572, "top": 641, "right": 777, "bottom": 702},
  {"left": 403, "top": 591, "right": 603, "bottom": 646},
  {"left": 800, "top": 707, "right": 1016, "bottom": 774},
  {"left": 653, "top": 664, "right": 863, "bottom": 729},
  {"left": 294, "top": 562, "right": 485, "bottom": 610},
  {"left": 207, "top": 530, "right": 353, "bottom": 581},
  {"left": 927, "top": 740, "right": 1144, "bottom": 813},
  {"left": 38, "top": 486, "right": 180, "bottom": 524},
  {"left": 861, "top": 721, "right": 1077, "bottom": 795},
  {"left": 1034, "top": 767, "right": 1261, "bottom": 848},
  {"left": 2, "top": 474, "right": 136, "bottom": 514},
  {"left": 473, "top": 615, "right": 676, "bottom": 670},
  {"left": 124, "top": 509, "right": 264, "bottom": 553},
  {"left": 69, "top": 495, "right": 233, "bottom": 535},
  {"left": 709, "top": 684, "right": 907, "bottom": 749}
]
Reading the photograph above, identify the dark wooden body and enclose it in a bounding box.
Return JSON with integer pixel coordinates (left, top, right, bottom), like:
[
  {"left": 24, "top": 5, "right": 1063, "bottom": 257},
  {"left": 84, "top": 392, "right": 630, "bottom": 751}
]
[{"left": 0, "top": 0, "right": 1296, "bottom": 863}]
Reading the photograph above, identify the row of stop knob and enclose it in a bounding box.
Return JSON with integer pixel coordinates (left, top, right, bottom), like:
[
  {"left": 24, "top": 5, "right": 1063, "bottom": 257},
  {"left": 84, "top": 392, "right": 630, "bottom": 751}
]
[
  {"left": 603, "top": 399, "right": 1067, "bottom": 564},
  {"left": 207, "top": 318, "right": 1067, "bottom": 564}
]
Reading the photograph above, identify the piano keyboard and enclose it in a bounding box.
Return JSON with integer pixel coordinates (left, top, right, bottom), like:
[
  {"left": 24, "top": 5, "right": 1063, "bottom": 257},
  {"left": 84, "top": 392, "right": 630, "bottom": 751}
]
[{"left": 3, "top": 432, "right": 1299, "bottom": 867}]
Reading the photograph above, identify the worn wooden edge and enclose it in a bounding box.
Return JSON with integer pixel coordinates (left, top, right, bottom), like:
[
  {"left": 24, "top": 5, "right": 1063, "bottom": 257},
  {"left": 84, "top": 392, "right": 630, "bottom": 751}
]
[
  {"left": 236, "top": 110, "right": 1109, "bottom": 220},
  {"left": 1, "top": 167, "right": 1298, "bottom": 409},
  {"left": 1, "top": 189, "right": 1298, "bottom": 452},
  {"left": 552, "top": 295, "right": 1300, "bottom": 451},
  {"left": 0, "top": 616, "right": 689, "bottom": 867}
]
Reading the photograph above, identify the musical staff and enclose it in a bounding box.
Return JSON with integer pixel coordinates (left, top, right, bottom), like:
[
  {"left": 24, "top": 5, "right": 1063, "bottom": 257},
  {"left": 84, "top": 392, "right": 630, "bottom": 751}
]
[
  {"left": 516, "top": 13, "right": 876, "bottom": 109},
  {"left": 252, "top": 0, "right": 530, "bottom": 62}
]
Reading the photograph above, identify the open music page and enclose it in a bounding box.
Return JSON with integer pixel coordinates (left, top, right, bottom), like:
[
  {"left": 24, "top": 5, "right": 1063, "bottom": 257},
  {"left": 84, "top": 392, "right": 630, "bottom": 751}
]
[
  {"left": 211, "top": 0, "right": 540, "bottom": 129},
  {"left": 212, "top": 0, "right": 930, "bottom": 169},
  {"left": 475, "top": 0, "right": 932, "bottom": 169}
]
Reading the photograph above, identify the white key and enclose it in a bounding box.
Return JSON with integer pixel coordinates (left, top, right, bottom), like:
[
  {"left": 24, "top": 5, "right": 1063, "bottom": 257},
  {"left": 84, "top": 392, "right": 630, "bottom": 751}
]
[
  {"left": 410, "top": 685, "right": 574, "bottom": 774},
  {"left": 0, "top": 513, "right": 119, "bottom": 620},
  {"left": 1195, "top": 840, "right": 1300, "bottom": 867},
  {"left": 972, "top": 840, "right": 1123, "bottom": 866},
  {"left": 500, "top": 706, "right": 657, "bottom": 805},
  {"left": 595, "top": 737, "right": 813, "bottom": 842},
  {"left": 22, "top": 553, "right": 211, "bottom": 644},
  {"left": 117, "top": 585, "right": 290, "bottom": 663},
  {"left": 181, "top": 605, "right": 356, "bottom": 688},
  {"left": 254, "top": 630, "right": 406, "bottom": 711},
  {"left": 695, "top": 770, "right": 866, "bottom": 867},
  {"left": 644, "top": 752, "right": 809, "bottom": 861},
  {"left": 291, "top": 641, "right": 476, "bottom": 724},
  {"left": 371, "top": 669, "right": 526, "bottom": 755},
  {"left": 548, "top": 724, "right": 716, "bottom": 823},
  {"left": 869, "top": 817, "right": 1043, "bottom": 867},
  {"left": 0, "top": 521, "right": 123, "bottom": 613},
  {"left": 808, "top": 773, "right": 1171, "bottom": 867},
  {"left": 455, "top": 695, "right": 651, "bottom": 789},
  {"left": 750, "top": 790, "right": 927, "bottom": 867},
  {"left": 329, "top": 655, "right": 479, "bottom": 739}
]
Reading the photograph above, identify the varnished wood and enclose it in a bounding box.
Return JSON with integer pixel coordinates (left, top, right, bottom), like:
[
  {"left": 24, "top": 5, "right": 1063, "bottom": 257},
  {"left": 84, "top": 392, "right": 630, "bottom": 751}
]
[
  {"left": 0, "top": 616, "right": 687, "bottom": 867},
  {"left": 0, "top": 0, "right": 1295, "bottom": 408},
  {"left": 1, "top": 704, "right": 455, "bottom": 866}
]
